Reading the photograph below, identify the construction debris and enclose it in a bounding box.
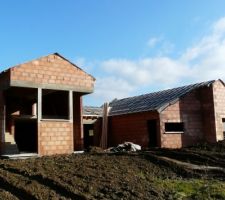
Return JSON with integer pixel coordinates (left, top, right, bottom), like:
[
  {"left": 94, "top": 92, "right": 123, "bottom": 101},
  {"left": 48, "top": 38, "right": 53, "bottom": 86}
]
[{"left": 107, "top": 142, "right": 141, "bottom": 153}]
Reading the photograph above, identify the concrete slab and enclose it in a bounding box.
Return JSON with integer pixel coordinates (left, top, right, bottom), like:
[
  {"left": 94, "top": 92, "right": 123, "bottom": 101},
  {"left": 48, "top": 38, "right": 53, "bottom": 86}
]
[{"left": 1, "top": 153, "right": 39, "bottom": 159}]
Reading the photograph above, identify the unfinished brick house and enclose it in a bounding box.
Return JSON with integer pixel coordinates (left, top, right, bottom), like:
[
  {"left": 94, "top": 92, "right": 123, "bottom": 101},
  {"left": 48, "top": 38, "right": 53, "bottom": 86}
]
[
  {"left": 0, "top": 53, "right": 95, "bottom": 155},
  {"left": 104, "top": 80, "right": 225, "bottom": 148}
]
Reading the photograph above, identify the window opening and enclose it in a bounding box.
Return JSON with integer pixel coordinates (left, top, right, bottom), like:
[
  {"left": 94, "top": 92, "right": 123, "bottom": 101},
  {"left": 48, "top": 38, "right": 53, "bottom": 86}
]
[
  {"left": 42, "top": 89, "right": 69, "bottom": 120},
  {"left": 165, "top": 122, "right": 184, "bottom": 133}
]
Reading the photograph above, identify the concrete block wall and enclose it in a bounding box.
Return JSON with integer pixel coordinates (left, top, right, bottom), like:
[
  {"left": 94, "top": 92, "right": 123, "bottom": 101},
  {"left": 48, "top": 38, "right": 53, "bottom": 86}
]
[
  {"left": 160, "top": 90, "right": 204, "bottom": 148},
  {"left": 212, "top": 80, "right": 225, "bottom": 141},
  {"left": 10, "top": 54, "right": 94, "bottom": 92},
  {"left": 39, "top": 121, "right": 73, "bottom": 155},
  {"left": 108, "top": 111, "right": 159, "bottom": 148}
]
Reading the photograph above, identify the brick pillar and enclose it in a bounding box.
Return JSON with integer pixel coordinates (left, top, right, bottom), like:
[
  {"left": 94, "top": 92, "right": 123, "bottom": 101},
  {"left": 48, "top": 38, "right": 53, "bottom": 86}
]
[
  {"left": 73, "top": 93, "right": 83, "bottom": 150},
  {"left": 0, "top": 90, "right": 5, "bottom": 154}
]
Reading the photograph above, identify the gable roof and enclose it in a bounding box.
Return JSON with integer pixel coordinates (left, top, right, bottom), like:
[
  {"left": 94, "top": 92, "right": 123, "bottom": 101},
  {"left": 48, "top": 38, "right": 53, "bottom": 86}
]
[
  {"left": 109, "top": 80, "right": 217, "bottom": 116},
  {"left": 0, "top": 53, "right": 95, "bottom": 92},
  {"left": 53, "top": 53, "right": 95, "bottom": 81}
]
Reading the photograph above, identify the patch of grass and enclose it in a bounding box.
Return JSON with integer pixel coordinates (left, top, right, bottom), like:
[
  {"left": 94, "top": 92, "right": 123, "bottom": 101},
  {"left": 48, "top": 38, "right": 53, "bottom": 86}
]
[{"left": 155, "top": 179, "right": 225, "bottom": 200}]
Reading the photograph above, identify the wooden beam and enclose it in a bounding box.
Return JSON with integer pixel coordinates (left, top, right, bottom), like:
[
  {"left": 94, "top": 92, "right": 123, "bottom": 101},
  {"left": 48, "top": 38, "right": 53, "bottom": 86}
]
[{"left": 100, "top": 103, "right": 109, "bottom": 149}]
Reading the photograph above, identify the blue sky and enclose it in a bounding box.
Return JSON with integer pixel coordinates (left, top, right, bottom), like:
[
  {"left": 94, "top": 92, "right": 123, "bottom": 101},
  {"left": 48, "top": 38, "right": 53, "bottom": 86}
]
[{"left": 1, "top": 1, "right": 225, "bottom": 106}]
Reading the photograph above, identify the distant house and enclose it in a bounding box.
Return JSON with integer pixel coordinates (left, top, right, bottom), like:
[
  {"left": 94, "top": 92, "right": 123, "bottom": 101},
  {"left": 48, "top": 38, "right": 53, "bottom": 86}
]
[
  {"left": 94, "top": 80, "right": 225, "bottom": 149},
  {"left": 0, "top": 53, "right": 95, "bottom": 155}
]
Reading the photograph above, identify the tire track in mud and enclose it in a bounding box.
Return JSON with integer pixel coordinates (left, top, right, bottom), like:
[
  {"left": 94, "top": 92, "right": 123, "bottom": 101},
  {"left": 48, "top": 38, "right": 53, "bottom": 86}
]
[
  {"left": 0, "top": 188, "right": 20, "bottom": 200},
  {"left": 0, "top": 164, "right": 87, "bottom": 200},
  {"left": 0, "top": 169, "right": 37, "bottom": 200}
]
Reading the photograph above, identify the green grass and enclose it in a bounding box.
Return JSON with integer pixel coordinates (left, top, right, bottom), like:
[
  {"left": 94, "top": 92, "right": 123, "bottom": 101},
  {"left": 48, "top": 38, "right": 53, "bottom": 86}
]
[{"left": 155, "top": 179, "right": 225, "bottom": 200}]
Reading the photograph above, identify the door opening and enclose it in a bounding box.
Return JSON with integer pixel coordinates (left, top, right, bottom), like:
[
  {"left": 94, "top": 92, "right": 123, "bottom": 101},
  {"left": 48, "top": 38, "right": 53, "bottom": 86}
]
[
  {"left": 15, "top": 119, "right": 37, "bottom": 153},
  {"left": 147, "top": 120, "right": 158, "bottom": 147},
  {"left": 83, "top": 124, "right": 94, "bottom": 149}
]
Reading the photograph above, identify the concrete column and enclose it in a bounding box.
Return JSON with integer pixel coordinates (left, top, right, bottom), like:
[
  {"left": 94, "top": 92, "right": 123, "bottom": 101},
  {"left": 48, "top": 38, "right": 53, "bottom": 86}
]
[
  {"left": 37, "top": 88, "right": 42, "bottom": 122},
  {"left": 69, "top": 90, "right": 73, "bottom": 122},
  {"left": 32, "top": 103, "right": 37, "bottom": 116},
  {"left": 37, "top": 88, "right": 42, "bottom": 155}
]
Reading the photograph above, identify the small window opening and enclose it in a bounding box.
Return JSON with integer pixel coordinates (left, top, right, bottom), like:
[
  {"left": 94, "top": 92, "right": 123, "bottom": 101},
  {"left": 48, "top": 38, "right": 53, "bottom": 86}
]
[
  {"left": 165, "top": 122, "right": 184, "bottom": 133},
  {"left": 42, "top": 89, "right": 69, "bottom": 120}
]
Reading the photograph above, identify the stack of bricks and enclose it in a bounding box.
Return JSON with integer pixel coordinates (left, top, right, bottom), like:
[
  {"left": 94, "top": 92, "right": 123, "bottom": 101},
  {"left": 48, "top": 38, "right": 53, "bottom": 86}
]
[
  {"left": 10, "top": 54, "right": 94, "bottom": 92},
  {"left": 39, "top": 121, "right": 73, "bottom": 155}
]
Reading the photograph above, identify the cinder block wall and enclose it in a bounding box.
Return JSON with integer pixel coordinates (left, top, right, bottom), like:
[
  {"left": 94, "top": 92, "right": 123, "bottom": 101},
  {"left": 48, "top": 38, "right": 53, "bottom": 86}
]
[
  {"left": 213, "top": 80, "right": 225, "bottom": 141},
  {"left": 160, "top": 90, "right": 204, "bottom": 148},
  {"left": 39, "top": 121, "right": 73, "bottom": 155},
  {"left": 108, "top": 112, "right": 159, "bottom": 148}
]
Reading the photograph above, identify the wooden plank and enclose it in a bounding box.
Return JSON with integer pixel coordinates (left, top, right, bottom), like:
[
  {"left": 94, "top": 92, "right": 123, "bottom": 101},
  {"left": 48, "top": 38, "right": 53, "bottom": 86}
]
[{"left": 100, "top": 103, "right": 109, "bottom": 149}]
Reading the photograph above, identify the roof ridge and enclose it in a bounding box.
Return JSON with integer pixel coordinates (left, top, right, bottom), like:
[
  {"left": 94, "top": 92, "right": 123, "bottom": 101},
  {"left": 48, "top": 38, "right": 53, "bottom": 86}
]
[
  {"left": 111, "top": 80, "right": 215, "bottom": 104},
  {"left": 109, "top": 79, "right": 217, "bottom": 116}
]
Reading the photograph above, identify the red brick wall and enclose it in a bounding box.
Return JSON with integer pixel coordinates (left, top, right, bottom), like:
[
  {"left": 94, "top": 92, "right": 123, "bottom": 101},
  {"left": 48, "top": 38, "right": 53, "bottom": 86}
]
[
  {"left": 108, "top": 111, "right": 159, "bottom": 148},
  {"left": 93, "top": 118, "right": 102, "bottom": 146},
  {"left": 0, "top": 71, "right": 10, "bottom": 90},
  {"left": 160, "top": 90, "right": 204, "bottom": 148},
  {"left": 213, "top": 80, "right": 225, "bottom": 141},
  {"left": 39, "top": 121, "right": 73, "bottom": 155},
  {"left": 199, "top": 85, "right": 216, "bottom": 143},
  {"left": 73, "top": 94, "right": 83, "bottom": 150},
  {"left": 0, "top": 91, "right": 5, "bottom": 153},
  {"left": 10, "top": 54, "right": 94, "bottom": 92}
]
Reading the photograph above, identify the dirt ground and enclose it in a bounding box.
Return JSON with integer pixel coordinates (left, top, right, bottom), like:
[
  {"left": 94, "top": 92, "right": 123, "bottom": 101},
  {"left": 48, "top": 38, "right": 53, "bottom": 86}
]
[{"left": 0, "top": 142, "right": 225, "bottom": 200}]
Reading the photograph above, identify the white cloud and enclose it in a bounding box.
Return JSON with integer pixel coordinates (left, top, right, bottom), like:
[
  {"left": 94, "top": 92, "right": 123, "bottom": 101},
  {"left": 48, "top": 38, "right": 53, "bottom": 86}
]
[
  {"left": 84, "top": 16, "right": 225, "bottom": 105},
  {"left": 101, "top": 57, "right": 189, "bottom": 86},
  {"left": 72, "top": 56, "right": 96, "bottom": 73},
  {"left": 147, "top": 36, "right": 174, "bottom": 55},
  {"left": 147, "top": 37, "right": 161, "bottom": 48},
  {"left": 90, "top": 77, "right": 135, "bottom": 103}
]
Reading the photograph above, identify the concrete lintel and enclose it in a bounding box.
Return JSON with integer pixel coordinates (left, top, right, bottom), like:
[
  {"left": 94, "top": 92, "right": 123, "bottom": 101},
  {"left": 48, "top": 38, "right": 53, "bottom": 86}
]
[{"left": 10, "top": 80, "right": 94, "bottom": 93}]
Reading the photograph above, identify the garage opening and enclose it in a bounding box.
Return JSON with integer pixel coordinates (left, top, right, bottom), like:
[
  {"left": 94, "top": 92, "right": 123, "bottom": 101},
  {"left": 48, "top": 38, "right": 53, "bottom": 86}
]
[{"left": 15, "top": 119, "right": 37, "bottom": 153}]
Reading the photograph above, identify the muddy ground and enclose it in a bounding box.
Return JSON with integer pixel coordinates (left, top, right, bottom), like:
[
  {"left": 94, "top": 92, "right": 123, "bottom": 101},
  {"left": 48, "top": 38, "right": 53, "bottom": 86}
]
[{"left": 0, "top": 142, "right": 225, "bottom": 200}]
